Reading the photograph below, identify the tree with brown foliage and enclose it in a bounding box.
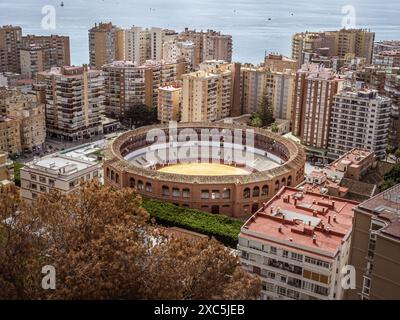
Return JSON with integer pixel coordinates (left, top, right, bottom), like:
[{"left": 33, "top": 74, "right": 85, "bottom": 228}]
[{"left": 0, "top": 182, "right": 261, "bottom": 300}]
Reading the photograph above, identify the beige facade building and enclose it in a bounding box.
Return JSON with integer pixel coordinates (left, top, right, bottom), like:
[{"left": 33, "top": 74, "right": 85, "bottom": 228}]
[
  {"left": 102, "top": 59, "right": 187, "bottom": 118},
  {"left": 163, "top": 39, "right": 195, "bottom": 71},
  {"left": 272, "top": 69, "right": 296, "bottom": 121},
  {"left": 181, "top": 62, "right": 234, "bottom": 122},
  {"left": 264, "top": 53, "right": 297, "bottom": 72},
  {"left": 21, "top": 34, "right": 71, "bottom": 67},
  {"left": 179, "top": 28, "right": 232, "bottom": 69},
  {"left": 346, "top": 184, "right": 400, "bottom": 300},
  {"left": 0, "top": 152, "right": 13, "bottom": 186},
  {"left": 0, "top": 25, "right": 22, "bottom": 73},
  {"left": 292, "top": 29, "right": 375, "bottom": 67},
  {"left": 0, "top": 116, "right": 21, "bottom": 155},
  {"left": 158, "top": 84, "right": 182, "bottom": 123},
  {"left": 292, "top": 64, "right": 344, "bottom": 149},
  {"left": 124, "top": 26, "right": 168, "bottom": 65},
  {"left": 89, "top": 22, "right": 124, "bottom": 69},
  {"left": 38, "top": 65, "right": 104, "bottom": 141},
  {"left": 21, "top": 153, "right": 102, "bottom": 202}
]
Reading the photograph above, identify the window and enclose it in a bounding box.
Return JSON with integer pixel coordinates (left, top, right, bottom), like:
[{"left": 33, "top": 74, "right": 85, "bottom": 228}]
[
  {"left": 209, "top": 187, "right": 221, "bottom": 200},
  {"left": 115, "top": 173, "right": 120, "bottom": 184},
  {"left": 201, "top": 190, "right": 210, "bottom": 199},
  {"left": 129, "top": 177, "right": 135, "bottom": 188},
  {"left": 162, "top": 186, "right": 169, "bottom": 196},
  {"left": 283, "top": 250, "right": 289, "bottom": 258},
  {"left": 182, "top": 188, "right": 190, "bottom": 198},
  {"left": 253, "top": 187, "right": 260, "bottom": 197},
  {"left": 40, "top": 186, "right": 46, "bottom": 192},
  {"left": 39, "top": 176, "right": 46, "bottom": 183},
  {"left": 172, "top": 187, "right": 180, "bottom": 197},
  {"left": 262, "top": 185, "right": 269, "bottom": 196},
  {"left": 287, "top": 176, "right": 292, "bottom": 186},
  {"left": 111, "top": 171, "right": 115, "bottom": 180},
  {"left": 86, "top": 174, "right": 91, "bottom": 180},
  {"left": 106, "top": 168, "right": 110, "bottom": 178},
  {"left": 291, "top": 252, "right": 303, "bottom": 262},
  {"left": 275, "top": 181, "right": 280, "bottom": 191},
  {"left": 93, "top": 171, "right": 98, "bottom": 178},
  {"left": 270, "top": 246, "right": 277, "bottom": 255},
  {"left": 222, "top": 188, "right": 231, "bottom": 199},
  {"left": 145, "top": 183, "right": 152, "bottom": 193},
  {"left": 281, "top": 178, "right": 286, "bottom": 186},
  {"left": 243, "top": 188, "right": 251, "bottom": 199},
  {"left": 30, "top": 174, "right": 37, "bottom": 181},
  {"left": 49, "top": 179, "right": 55, "bottom": 187}
]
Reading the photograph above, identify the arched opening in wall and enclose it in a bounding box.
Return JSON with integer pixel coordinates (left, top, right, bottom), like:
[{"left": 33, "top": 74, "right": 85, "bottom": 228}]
[
  {"left": 281, "top": 178, "right": 286, "bottom": 187},
  {"left": 145, "top": 182, "right": 152, "bottom": 193},
  {"left": 115, "top": 173, "right": 120, "bottom": 184},
  {"left": 253, "top": 186, "right": 260, "bottom": 197},
  {"left": 288, "top": 176, "right": 292, "bottom": 187},
  {"left": 162, "top": 185, "right": 170, "bottom": 196},
  {"left": 275, "top": 180, "right": 280, "bottom": 191},
  {"left": 130, "top": 177, "right": 135, "bottom": 188},
  {"left": 137, "top": 180, "right": 143, "bottom": 191},
  {"left": 262, "top": 185, "right": 269, "bottom": 196},
  {"left": 106, "top": 168, "right": 110, "bottom": 178},
  {"left": 252, "top": 203, "right": 259, "bottom": 214},
  {"left": 111, "top": 170, "right": 115, "bottom": 181},
  {"left": 243, "top": 188, "right": 251, "bottom": 199}
]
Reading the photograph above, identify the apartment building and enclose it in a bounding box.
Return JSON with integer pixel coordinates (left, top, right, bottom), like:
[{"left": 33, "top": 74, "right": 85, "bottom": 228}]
[
  {"left": 157, "top": 84, "right": 182, "bottom": 123},
  {"left": 0, "top": 25, "right": 22, "bottom": 73},
  {"left": 374, "top": 41, "right": 400, "bottom": 55},
  {"left": 163, "top": 40, "right": 195, "bottom": 71},
  {"left": 328, "top": 89, "right": 391, "bottom": 160},
  {"left": 0, "top": 88, "right": 46, "bottom": 152},
  {"left": 272, "top": 69, "right": 296, "bottom": 121},
  {"left": 38, "top": 65, "right": 104, "bottom": 141},
  {"left": 181, "top": 62, "right": 234, "bottom": 122},
  {"left": 385, "top": 70, "right": 400, "bottom": 147},
  {"left": 102, "top": 59, "right": 187, "bottom": 117},
  {"left": 89, "top": 22, "right": 124, "bottom": 69},
  {"left": 346, "top": 184, "right": 400, "bottom": 300},
  {"left": 179, "top": 28, "right": 232, "bottom": 69},
  {"left": 124, "top": 26, "right": 169, "bottom": 65},
  {"left": 19, "top": 44, "right": 58, "bottom": 79},
  {"left": 372, "top": 51, "right": 400, "bottom": 68},
  {"left": 21, "top": 154, "right": 102, "bottom": 202},
  {"left": 299, "top": 149, "right": 381, "bottom": 202},
  {"left": 264, "top": 53, "right": 297, "bottom": 73},
  {"left": 240, "top": 64, "right": 274, "bottom": 115},
  {"left": 0, "top": 116, "right": 21, "bottom": 155},
  {"left": 292, "top": 64, "right": 344, "bottom": 149},
  {"left": 292, "top": 29, "right": 375, "bottom": 67},
  {"left": 238, "top": 186, "right": 356, "bottom": 300},
  {"left": 0, "top": 152, "right": 13, "bottom": 186},
  {"left": 22, "top": 34, "right": 71, "bottom": 67}
]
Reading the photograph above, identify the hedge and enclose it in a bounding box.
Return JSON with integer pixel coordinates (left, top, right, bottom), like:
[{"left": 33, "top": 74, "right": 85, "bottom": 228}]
[{"left": 142, "top": 199, "right": 243, "bottom": 248}]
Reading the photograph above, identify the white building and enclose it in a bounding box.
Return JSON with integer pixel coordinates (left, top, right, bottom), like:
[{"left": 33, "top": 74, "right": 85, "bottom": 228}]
[
  {"left": 328, "top": 89, "right": 392, "bottom": 160},
  {"left": 238, "top": 187, "right": 357, "bottom": 300},
  {"left": 21, "top": 153, "right": 102, "bottom": 202},
  {"left": 125, "top": 26, "right": 169, "bottom": 65}
]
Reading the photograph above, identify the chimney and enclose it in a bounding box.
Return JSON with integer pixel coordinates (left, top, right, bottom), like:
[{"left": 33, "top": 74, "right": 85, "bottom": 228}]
[
  {"left": 332, "top": 201, "right": 336, "bottom": 208},
  {"left": 278, "top": 225, "right": 283, "bottom": 233},
  {"left": 287, "top": 195, "right": 290, "bottom": 203},
  {"left": 313, "top": 235, "right": 317, "bottom": 244},
  {"left": 333, "top": 215, "right": 337, "bottom": 223},
  {"left": 294, "top": 198, "right": 298, "bottom": 206},
  {"left": 328, "top": 216, "right": 331, "bottom": 224}
]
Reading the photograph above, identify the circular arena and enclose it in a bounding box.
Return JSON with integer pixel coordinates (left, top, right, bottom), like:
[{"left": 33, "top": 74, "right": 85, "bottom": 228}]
[{"left": 104, "top": 123, "right": 306, "bottom": 218}]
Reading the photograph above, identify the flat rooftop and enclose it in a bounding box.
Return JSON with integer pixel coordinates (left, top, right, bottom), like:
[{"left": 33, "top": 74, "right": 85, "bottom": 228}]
[
  {"left": 241, "top": 187, "right": 357, "bottom": 258},
  {"left": 358, "top": 184, "right": 400, "bottom": 240}
]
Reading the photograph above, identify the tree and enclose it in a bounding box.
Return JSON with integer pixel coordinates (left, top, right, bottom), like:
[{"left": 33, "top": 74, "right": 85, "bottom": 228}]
[
  {"left": 0, "top": 182, "right": 261, "bottom": 300},
  {"left": 257, "top": 95, "right": 275, "bottom": 127},
  {"left": 125, "top": 104, "right": 158, "bottom": 128},
  {"left": 271, "top": 123, "right": 279, "bottom": 133}
]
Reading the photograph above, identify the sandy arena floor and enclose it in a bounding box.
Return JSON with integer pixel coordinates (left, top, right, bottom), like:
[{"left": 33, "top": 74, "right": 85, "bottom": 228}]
[{"left": 157, "top": 163, "right": 251, "bottom": 176}]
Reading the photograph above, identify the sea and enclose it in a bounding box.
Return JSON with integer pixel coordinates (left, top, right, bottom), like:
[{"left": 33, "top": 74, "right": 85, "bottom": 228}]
[{"left": 1, "top": 0, "right": 399, "bottom": 65}]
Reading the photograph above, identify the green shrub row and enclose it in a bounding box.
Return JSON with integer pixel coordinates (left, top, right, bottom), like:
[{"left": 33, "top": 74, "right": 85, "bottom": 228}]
[{"left": 142, "top": 199, "right": 243, "bottom": 248}]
